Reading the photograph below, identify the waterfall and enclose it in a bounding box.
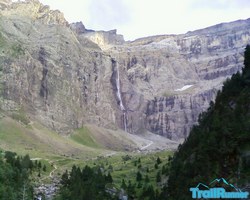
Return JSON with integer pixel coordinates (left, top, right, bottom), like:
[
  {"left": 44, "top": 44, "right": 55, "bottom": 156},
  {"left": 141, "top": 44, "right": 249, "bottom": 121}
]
[
  {"left": 123, "top": 112, "right": 127, "bottom": 132},
  {"left": 115, "top": 62, "right": 127, "bottom": 132},
  {"left": 116, "top": 63, "right": 125, "bottom": 111}
]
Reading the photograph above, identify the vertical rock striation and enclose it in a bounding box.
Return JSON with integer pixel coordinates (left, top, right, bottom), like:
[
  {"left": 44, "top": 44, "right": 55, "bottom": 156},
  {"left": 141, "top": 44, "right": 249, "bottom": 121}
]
[
  {"left": 106, "top": 19, "right": 250, "bottom": 139},
  {"left": 0, "top": 0, "right": 250, "bottom": 140},
  {"left": 110, "top": 58, "right": 128, "bottom": 132}
]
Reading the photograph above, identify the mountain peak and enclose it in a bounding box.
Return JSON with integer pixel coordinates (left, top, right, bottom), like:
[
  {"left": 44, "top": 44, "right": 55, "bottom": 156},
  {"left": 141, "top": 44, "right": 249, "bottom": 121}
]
[{"left": 1, "top": 0, "right": 68, "bottom": 26}]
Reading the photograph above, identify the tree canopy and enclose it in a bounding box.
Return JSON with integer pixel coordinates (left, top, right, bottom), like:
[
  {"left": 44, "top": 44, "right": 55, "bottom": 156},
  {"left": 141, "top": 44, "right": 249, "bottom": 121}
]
[{"left": 166, "top": 45, "right": 250, "bottom": 199}]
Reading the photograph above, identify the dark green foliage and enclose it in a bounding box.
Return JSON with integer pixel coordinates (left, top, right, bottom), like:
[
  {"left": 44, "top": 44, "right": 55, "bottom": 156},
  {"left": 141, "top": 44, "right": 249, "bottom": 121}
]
[
  {"left": 127, "top": 180, "right": 136, "bottom": 199},
  {"left": 137, "top": 181, "right": 143, "bottom": 188},
  {"left": 154, "top": 163, "right": 158, "bottom": 169},
  {"left": 166, "top": 45, "right": 250, "bottom": 199},
  {"left": 136, "top": 171, "right": 142, "bottom": 182},
  {"left": 156, "top": 171, "right": 161, "bottom": 183},
  {"left": 122, "top": 154, "right": 132, "bottom": 161},
  {"left": 105, "top": 172, "right": 113, "bottom": 183},
  {"left": 38, "top": 161, "right": 42, "bottom": 169},
  {"left": 108, "top": 164, "right": 113, "bottom": 172},
  {"left": 156, "top": 157, "right": 161, "bottom": 165},
  {"left": 61, "top": 170, "right": 69, "bottom": 186},
  {"left": 55, "top": 165, "right": 116, "bottom": 200},
  {"left": 145, "top": 174, "right": 150, "bottom": 183},
  {"left": 43, "top": 164, "right": 46, "bottom": 172},
  {"left": 21, "top": 154, "right": 33, "bottom": 170},
  {"left": 139, "top": 184, "right": 158, "bottom": 200},
  {"left": 4, "top": 151, "right": 17, "bottom": 165},
  {"left": 55, "top": 153, "right": 172, "bottom": 199},
  {"left": 0, "top": 152, "right": 34, "bottom": 200},
  {"left": 161, "top": 164, "right": 169, "bottom": 175},
  {"left": 34, "top": 160, "right": 38, "bottom": 167},
  {"left": 121, "top": 179, "right": 127, "bottom": 189}
]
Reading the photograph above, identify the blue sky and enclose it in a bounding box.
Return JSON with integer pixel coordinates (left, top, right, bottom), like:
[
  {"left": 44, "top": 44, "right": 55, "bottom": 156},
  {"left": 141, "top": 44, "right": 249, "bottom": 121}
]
[{"left": 39, "top": 0, "right": 250, "bottom": 40}]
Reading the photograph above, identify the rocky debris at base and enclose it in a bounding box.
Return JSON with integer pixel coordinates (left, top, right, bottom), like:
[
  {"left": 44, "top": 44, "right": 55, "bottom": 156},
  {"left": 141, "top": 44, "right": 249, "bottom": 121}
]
[{"left": 35, "top": 180, "right": 60, "bottom": 200}]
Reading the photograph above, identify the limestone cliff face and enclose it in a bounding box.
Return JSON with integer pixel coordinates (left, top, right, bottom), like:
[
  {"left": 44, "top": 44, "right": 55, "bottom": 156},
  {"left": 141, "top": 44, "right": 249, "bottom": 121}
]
[
  {"left": 145, "top": 90, "right": 217, "bottom": 140},
  {"left": 105, "top": 19, "right": 250, "bottom": 139},
  {"left": 84, "top": 29, "right": 125, "bottom": 50},
  {"left": 0, "top": 0, "right": 118, "bottom": 133},
  {"left": 0, "top": 0, "right": 249, "bottom": 140}
]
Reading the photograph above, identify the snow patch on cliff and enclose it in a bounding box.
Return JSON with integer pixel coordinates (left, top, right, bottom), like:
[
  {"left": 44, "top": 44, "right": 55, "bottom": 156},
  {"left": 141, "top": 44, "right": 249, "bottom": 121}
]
[{"left": 174, "top": 85, "right": 193, "bottom": 92}]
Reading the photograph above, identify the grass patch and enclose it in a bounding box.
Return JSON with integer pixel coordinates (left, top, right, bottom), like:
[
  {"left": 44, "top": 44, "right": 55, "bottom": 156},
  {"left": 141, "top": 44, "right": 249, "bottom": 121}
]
[
  {"left": 11, "top": 109, "right": 30, "bottom": 125},
  {"left": 70, "top": 127, "right": 101, "bottom": 148},
  {"left": 0, "top": 29, "right": 24, "bottom": 58},
  {"left": 11, "top": 43, "right": 25, "bottom": 58},
  {"left": 0, "top": 32, "right": 7, "bottom": 47},
  {"left": 162, "top": 91, "right": 174, "bottom": 97},
  {"left": 0, "top": 116, "right": 102, "bottom": 160}
]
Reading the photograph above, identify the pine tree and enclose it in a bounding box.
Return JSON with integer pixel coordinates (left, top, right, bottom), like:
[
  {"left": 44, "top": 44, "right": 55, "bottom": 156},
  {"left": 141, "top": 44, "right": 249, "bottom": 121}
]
[
  {"left": 105, "top": 172, "right": 113, "bottom": 183},
  {"left": 61, "top": 170, "right": 69, "bottom": 186},
  {"left": 136, "top": 171, "right": 142, "bottom": 182},
  {"left": 156, "top": 171, "right": 161, "bottom": 183},
  {"left": 38, "top": 161, "right": 42, "bottom": 170},
  {"left": 42, "top": 165, "right": 46, "bottom": 172},
  {"left": 156, "top": 157, "right": 161, "bottom": 165},
  {"left": 154, "top": 163, "right": 158, "bottom": 169},
  {"left": 121, "top": 179, "right": 127, "bottom": 189},
  {"left": 127, "top": 180, "right": 135, "bottom": 199}
]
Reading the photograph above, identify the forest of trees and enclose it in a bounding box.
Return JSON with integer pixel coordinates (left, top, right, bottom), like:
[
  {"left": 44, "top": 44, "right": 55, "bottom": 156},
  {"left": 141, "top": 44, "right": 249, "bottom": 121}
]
[
  {"left": 0, "top": 151, "right": 34, "bottom": 200},
  {"left": 55, "top": 156, "right": 171, "bottom": 200},
  {"left": 165, "top": 45, "right": 250, "bottom": 199},
  {"left": 54, "top": 165, "right": 115, "bottom": 200}
]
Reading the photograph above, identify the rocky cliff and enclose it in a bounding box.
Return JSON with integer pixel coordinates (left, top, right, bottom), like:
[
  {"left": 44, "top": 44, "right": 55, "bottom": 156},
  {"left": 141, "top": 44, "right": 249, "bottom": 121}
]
[
  {"left": 0, "top": 0, "right": 249, "bottom": 140},
  {"left": 105, "top": 19, "right": 250, "bottom": 140},
  {"left": 0, "top": 0, "right": 117, "bottom": 134}
]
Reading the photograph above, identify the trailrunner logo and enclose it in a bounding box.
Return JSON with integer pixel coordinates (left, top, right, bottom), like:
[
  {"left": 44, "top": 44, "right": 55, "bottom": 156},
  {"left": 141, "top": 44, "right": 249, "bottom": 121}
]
[{"left": 190, "top": 178, "right": 249, "bottom": 199}]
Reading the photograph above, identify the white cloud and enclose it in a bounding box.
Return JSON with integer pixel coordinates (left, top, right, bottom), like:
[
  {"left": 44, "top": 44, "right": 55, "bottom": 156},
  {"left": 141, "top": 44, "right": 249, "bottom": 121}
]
[
  {"left": 39, "top": 0, "right": 91, "bottom": 23},
  {"left": 39, "top": 0, "right": 250, "bottom": 41},
  {"left": 88, "top": 0, "right": 131, "bottom": 30},
  {"left": 191, "top": 0, "right": 250, "bottom": 9}
]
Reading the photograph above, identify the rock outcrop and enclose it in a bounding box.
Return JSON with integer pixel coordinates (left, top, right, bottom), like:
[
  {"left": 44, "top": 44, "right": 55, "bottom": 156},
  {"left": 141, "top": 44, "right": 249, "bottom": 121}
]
[
  {"left": 0, "top": 0, "right": 249, "bottom": 140},
  {"left": 83, "top": 29, "right": 125, "bottom": 50}
]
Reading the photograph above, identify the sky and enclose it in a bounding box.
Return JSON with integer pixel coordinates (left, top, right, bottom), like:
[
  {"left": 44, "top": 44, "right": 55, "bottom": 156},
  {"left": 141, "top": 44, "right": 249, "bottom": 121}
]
[{"left": 39, "top": 0, "right": 250, "bottom": 41}]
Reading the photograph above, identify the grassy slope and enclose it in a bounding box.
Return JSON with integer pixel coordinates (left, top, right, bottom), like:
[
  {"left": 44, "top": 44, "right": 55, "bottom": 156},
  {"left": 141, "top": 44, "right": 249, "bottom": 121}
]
[
  {"left": 0, "top": 115, "right": 168, "bottom": 171},
  {"left": 0, "top": 115, "right": 175, "bottom": 192},
  {"left": 0, "top": 116, "right": 104, "bottom": 159},
  {"left": 70, "top": 127, "right": 102, "bottom": 149},
  {"left": 0, "top": 115, "right": 155, "bottom": 158}
]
